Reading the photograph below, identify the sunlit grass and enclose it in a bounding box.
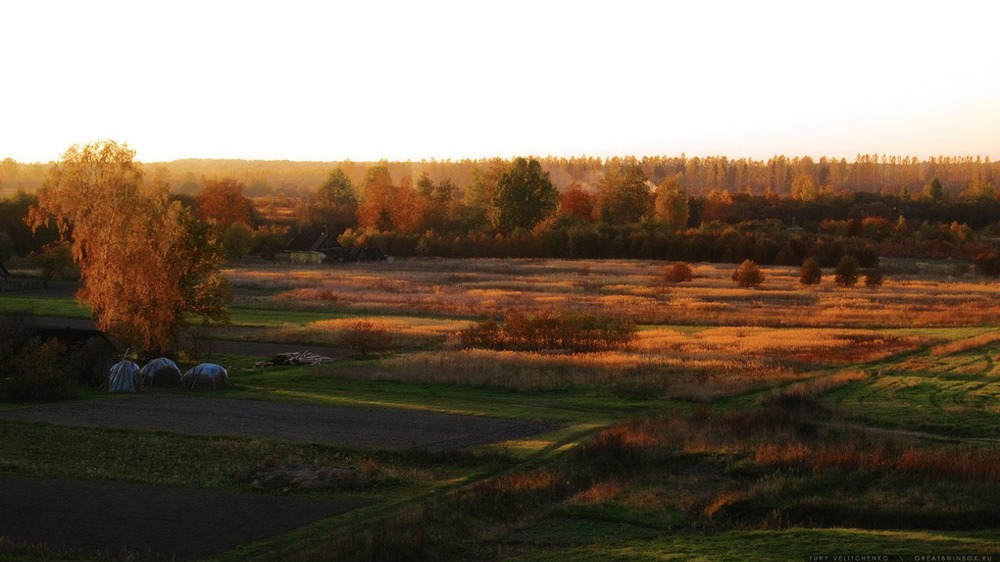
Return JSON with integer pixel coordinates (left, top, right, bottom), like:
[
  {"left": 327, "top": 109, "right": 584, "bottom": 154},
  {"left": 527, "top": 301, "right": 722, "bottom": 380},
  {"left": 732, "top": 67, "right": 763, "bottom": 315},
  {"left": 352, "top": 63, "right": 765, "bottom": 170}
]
[
  {"left": 0, "top": 296, "right": 91, "bottom": 318},
  {"left": 223, "top": 258, "right": 1000, "bottom": 328}
]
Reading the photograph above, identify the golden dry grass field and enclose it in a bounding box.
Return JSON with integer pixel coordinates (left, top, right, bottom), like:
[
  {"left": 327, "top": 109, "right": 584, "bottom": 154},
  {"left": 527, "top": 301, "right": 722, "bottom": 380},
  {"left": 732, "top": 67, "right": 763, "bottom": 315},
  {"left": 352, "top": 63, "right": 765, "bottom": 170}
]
[
  {"left": 225, "top": 258, "right": 999, "bottom": 329},
  {"left": 224, "top": 258, "right": 998, "bottom": 400}
]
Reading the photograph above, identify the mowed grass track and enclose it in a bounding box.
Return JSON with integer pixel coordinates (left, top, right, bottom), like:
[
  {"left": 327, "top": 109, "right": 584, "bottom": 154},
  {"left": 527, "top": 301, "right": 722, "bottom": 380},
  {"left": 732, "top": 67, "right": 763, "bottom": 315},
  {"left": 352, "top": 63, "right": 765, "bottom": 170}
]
[{"left": 827, "top": 342, "right": 1000, "bottom": 438}]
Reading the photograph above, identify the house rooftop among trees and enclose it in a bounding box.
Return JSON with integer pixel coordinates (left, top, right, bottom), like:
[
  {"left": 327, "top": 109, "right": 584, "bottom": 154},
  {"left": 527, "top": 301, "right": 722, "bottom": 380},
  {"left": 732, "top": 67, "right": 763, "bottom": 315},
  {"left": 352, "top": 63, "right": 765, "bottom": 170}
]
[
  {"left": 285, "top": 228, "right": 341, "bottom": 264},
  {"left": 284, "top": 228, "right": 390, "bottom": 264}
]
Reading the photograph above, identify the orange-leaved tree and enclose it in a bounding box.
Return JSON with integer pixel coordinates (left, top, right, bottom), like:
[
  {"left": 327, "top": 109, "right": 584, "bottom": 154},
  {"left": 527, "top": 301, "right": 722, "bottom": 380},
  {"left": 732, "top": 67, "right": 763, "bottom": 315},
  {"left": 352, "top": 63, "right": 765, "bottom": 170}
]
[
  {"left": 27, "top": 140, "right": 230, "bottom": 354},
  {"left": 196, "top": 177, "right": 256, "bottom": 230},
  {"left": 356, "top": 166, "right": 424, "bottom": 234}
]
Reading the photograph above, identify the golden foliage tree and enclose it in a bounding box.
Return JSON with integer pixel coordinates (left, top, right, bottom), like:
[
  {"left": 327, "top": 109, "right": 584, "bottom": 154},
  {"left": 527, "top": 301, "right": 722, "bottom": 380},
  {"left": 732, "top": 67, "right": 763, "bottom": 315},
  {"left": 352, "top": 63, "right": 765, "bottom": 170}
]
[
  {"left": 595, "top": 164, "right": 653, "bottom": 224},
  {"left": 653, "top": 174, "right": 689, "bottom": 229},
  {"left": 356, "top": 167, "right": 425, "bottom": 234},
  {"left": 28, "top": 141, "right": 229, "bottom": 353},
  {"left": 558, "top": 184, "right": 595, "bottom": 222},
  {"left": 196, "top": 177, "right": 255, "bottom": 229},
  {"left": 791, "top": 172, "right": 818, "bottom": 201}
]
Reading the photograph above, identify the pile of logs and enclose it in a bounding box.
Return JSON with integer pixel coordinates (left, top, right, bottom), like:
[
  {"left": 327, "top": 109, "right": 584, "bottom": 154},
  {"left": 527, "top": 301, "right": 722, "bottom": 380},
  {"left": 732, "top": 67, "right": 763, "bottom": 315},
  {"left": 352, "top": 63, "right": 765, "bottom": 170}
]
[{"left": 255, "top": 351, "right": 332, "bottom": 367}]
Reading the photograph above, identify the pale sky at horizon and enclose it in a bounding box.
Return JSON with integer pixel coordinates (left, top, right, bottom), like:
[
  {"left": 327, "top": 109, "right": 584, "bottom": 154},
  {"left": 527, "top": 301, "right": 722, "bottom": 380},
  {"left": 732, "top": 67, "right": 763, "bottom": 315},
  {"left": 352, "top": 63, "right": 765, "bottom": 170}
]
[{"left": 1, "top": 0, "right": 998, "bottom": 164}]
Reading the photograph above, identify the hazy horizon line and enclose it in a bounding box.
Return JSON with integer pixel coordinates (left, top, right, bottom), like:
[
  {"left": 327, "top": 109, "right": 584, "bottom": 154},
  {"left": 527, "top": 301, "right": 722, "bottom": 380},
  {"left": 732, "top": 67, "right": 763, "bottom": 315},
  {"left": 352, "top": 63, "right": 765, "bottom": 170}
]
[{"left": 5, "top": 150, "right": 998, "bottom": 166}]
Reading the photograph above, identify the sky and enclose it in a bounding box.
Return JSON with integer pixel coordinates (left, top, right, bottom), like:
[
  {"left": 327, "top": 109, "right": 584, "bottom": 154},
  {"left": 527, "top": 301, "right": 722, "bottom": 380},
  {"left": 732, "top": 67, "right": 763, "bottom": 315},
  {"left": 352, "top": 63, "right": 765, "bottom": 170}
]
[{"left": 1, "top": 0, "right": 998, "bottom": 164}]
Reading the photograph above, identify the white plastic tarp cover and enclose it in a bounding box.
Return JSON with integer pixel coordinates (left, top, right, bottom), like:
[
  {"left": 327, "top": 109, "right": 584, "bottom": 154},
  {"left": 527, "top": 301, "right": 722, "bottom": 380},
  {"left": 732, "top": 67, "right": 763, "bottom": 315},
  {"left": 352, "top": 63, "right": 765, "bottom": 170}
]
[
  {"left": 140, "top": 357, "right": 181, "bottom": 386},
  {"left": 107, "top": 360, "right": 140, "bottom": 393},
  {"left": 180, "top": 363, "right": 230, "bottom": 390}
]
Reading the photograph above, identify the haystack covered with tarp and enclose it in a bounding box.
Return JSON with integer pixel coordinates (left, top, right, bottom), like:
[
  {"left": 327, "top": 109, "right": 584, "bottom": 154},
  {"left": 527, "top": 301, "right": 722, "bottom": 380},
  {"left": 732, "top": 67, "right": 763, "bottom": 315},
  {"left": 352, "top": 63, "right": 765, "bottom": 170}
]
[
  {"left": 140, "top": 357, "right": 182, "bottom": 387},
  {"left": 180, "top": 363, "right": 231, "bottom": 390},
  {"left": 107, "top": 360, "right": 140, "bottom": 393}
]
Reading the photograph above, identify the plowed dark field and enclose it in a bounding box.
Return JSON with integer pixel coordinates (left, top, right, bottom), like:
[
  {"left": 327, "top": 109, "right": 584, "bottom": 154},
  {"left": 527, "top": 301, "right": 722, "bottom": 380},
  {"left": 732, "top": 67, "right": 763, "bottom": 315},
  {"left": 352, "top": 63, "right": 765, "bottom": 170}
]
[
  {"left": 0, "top": 393, "right": 551, "bottom": 450},
  {"left": 0, "top": 394, "right": 553, "bottom": 560}
]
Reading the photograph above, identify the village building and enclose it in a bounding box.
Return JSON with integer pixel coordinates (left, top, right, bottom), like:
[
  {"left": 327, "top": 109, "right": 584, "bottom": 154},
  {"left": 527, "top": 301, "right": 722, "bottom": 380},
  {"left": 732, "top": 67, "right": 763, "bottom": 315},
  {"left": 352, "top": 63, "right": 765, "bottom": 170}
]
[
  {"left": 284, "top": 228, "right": 390, "bottom": 264},
  {"left": 284, "top": 228, "right": 341, "bottom": 264}
]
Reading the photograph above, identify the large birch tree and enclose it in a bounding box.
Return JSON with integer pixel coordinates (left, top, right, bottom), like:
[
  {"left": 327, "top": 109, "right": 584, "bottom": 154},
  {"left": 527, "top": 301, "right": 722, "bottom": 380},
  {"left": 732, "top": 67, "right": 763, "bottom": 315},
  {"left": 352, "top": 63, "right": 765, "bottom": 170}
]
[{"left": 28, "top": 140, "right": 229, "bottom": 354}]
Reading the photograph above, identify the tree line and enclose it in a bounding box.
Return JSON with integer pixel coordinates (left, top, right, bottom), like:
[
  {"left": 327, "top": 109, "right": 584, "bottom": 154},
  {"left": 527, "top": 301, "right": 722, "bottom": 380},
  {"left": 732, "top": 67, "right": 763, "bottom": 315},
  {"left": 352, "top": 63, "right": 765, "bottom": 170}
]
[
  {"left": 3, "top": 150, "right": 999, "bottom": 285},
  {"left": 3, "top": 157, "right": 999, "bottom": 270},
  {"left": 281, "top": 156, "right": 998, "bottom": 272},
  {"left": 3, "top": 153, "right": 996, "bottom": 199}
]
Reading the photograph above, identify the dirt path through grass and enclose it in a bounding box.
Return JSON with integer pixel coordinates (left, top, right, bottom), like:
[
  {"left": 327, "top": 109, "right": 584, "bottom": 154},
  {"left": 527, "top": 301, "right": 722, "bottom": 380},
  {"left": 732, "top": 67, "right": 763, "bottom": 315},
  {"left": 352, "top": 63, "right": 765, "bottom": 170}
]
[{"left": 822, "top": 420, "right": 1000, "bottom": 445}]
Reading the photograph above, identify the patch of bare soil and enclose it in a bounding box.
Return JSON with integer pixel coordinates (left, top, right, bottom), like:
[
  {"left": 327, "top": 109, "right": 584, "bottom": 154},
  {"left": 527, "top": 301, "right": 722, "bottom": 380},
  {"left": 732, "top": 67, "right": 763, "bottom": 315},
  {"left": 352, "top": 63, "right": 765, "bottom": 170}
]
[
  {"left": 0, "top": 395, "right": 554, "bottom": 560},
  {"left": 0, "top": 474, "right": 368, "bottom": 561},
  {"left": 0, "top": 393, "right": 553, "bottom": 450}
]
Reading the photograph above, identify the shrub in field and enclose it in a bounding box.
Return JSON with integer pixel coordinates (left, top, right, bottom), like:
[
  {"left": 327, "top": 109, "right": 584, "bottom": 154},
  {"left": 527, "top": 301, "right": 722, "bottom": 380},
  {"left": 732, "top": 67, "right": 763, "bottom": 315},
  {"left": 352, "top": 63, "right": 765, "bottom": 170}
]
[
  {"left": 662, "top": 261, "right": 694, "bottom": 283},
  {"left": 974, "top": 250, "right": 1000, "bottom": 277},
  {"left": 459, "top": 310, "right": 635, "bottom": 353},
  {"left": 834, "top": 255, "right": 860, "bottom": 287},
  {"left": 799, "top": 257, "right": 822, "bottom": 285},
  {"left": 457, "top": 318, "right": 502, "bottom": 350},
  {"left": 338, "top": 320, "right": 392, "bottom": 358},
  {"left": 0, "top": 324, "right": 76, "bottom": 401},
  {"left": 731, "top": 259, "right": 765, "bottom": 288},
  {"left": 864, "top": 268, "right": 884, "bottom": 288},
  {"left": 573, "top": 422, "right": 660, "bottom": 478},
  {"left": 0, "top": 314, "right": 77, "bottom": 400}
]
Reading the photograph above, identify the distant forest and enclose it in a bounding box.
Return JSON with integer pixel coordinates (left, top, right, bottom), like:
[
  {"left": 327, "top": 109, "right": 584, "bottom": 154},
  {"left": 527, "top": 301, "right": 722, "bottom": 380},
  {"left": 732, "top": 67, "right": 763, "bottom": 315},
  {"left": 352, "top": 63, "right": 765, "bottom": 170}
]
[
  {"left": 2, "top": 153, "right": 999, "bottom": 274},
  {"left": 3, "top": 154, "right": 997, "bottom": 199}
]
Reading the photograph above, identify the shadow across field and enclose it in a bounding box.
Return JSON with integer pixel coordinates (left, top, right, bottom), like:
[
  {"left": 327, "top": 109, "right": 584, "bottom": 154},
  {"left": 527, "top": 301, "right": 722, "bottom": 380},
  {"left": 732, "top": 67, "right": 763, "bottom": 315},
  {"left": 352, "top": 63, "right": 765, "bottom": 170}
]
[
  {"left": 0, "top": 474, "right": 368, "bottom": 561},
  {"left": 0, "top": 393, "right": 554, "bottom": 451}
]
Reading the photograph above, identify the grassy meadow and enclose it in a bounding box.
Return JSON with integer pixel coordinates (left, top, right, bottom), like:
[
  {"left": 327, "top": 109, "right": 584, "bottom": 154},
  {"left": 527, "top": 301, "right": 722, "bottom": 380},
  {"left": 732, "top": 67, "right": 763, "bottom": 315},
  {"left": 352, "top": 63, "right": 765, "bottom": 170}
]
[{"left": 2, "top": 257, "right": 1000, "bottom": 561}]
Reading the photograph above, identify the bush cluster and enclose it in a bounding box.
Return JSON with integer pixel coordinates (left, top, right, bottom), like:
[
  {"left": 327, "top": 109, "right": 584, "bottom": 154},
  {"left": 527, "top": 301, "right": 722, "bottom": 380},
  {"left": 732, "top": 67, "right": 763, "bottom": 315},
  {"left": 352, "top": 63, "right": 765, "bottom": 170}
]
[
  {"left": 459, "top": 310, "right": 635, "bottom": 353},
  {"left": 799, "top": 257, "right": 822, "bottom": 285},
  {"left": 0, "top": 316, "right": 77, "bottom": 401},
  {"left": 834, "top": 255, "right": 860, "bottom": 286},
  {"left": 337, "top": 320, "right": 392, "bottom": 358},
  {"left": 975, "top": 250, "right": 1000, "bottom": 277},
  {"left": 732, "top": 259, "right": 765, "bottom": 288},
  {"left": 661, "top": 261, "right": 694, "bottom": 283}
]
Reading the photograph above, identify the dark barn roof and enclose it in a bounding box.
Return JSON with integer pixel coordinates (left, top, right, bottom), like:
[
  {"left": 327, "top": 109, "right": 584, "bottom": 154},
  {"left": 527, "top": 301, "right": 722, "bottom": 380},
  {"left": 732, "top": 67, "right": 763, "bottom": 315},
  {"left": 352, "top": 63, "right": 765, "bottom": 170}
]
[
  {"left": 286, "top": 229, "right": 342, "bottom": 253},
  {"left": 29, "top": 325, "right": 120, "bottom": 384},
  {"left": 322, "top": 246, "right": 387, "bottom": 263},
  {"left": 34, "top": 326, "right": 118, "bottom": 352}
]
